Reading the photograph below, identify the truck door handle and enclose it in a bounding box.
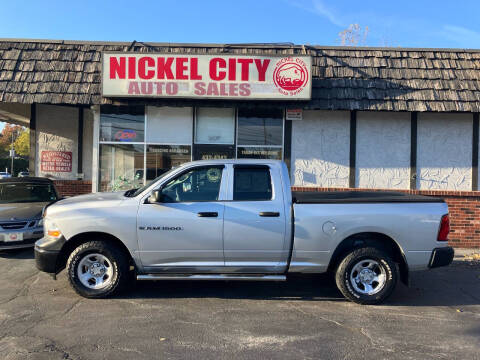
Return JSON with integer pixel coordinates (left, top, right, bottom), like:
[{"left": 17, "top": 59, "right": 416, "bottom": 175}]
[
  {"left": 197, "top": 212, "right": 218, "bottom": 217},
  {"left": 259, "top": 212, "right": 280, "bottom": 217}
]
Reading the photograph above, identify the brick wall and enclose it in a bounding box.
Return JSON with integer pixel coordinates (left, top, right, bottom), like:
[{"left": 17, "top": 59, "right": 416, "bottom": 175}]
[
  {"left": 53, "top": 180, "right": 92, "bottom": 197},
  {"left": 292, "top": 187, "right": 480, "bottom": 249}
]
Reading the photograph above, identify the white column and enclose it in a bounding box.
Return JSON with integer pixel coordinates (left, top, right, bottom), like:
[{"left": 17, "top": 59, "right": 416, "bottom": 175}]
[{"left": 91, "top": 105, "right": 100, "bottom": 193}]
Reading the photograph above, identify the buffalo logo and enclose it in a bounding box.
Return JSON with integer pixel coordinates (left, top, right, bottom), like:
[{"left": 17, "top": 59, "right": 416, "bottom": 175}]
[
  {"left": 273, "top": 57, "right": 309, "bottom": 96},
  {"left": 114, "top": 129, "right": 137, "bottom": 141}
]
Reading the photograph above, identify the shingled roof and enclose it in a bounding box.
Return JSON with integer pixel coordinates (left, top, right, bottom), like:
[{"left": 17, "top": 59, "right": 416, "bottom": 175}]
[{"left": 1, "top": 38, "right": 480, "bottom": 112}]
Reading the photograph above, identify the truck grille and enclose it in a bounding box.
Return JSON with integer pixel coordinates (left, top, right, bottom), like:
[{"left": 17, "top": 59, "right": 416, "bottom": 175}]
[{"left": 0, "top": 222, "right": 28, "bottom": 230}]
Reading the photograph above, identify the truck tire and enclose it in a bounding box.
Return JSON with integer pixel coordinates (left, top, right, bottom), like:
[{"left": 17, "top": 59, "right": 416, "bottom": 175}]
[
  {"left": 335, "top": 247, "right": 398, "bottom": 305},
  {"left": 66, "top": 240, "right": 129, "bottom": 298}
]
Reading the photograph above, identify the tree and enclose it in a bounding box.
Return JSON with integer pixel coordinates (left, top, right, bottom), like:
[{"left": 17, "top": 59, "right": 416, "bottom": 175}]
[
  {"left": 14, "top": 129, "right": 29, "bottom": 157},
  {"left": 0, "top": 124, "right": 23, "bottom": 157},
  {"left": 338, "top": 24, "right": 369, "bottom": 46}
]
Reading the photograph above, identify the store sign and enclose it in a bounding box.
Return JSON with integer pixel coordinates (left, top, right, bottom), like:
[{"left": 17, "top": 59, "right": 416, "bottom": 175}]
[
  {"left": 102, "top": 53, "right": 312, "bottom": 100},
  {"left": 40, "top": 151, "right": 72, "bottom": 173},
  {"left": 286, "top": 109, "right": 303, "bottom": 120}
]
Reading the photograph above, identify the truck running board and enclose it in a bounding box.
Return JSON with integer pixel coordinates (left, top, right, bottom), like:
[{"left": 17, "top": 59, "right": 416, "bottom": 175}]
[{"left": 136, "top": 274, "right": 287, "bottom": 281}]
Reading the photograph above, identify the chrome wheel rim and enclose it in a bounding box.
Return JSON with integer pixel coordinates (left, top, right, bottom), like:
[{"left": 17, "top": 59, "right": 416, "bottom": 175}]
[
  {"left": 77, "top": 253, "right": 114, "bottom": 290},
  {"left": 350, "top": 259, "right": 387, "bottom": 295}
]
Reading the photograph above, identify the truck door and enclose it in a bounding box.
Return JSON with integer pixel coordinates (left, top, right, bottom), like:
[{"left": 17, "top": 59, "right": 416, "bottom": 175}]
[
  {"left": 223, "top": 164, "right": 288, "bottom": 273},
  {"left": 137, "top": 165, "right": 226, "bottom": 272}
]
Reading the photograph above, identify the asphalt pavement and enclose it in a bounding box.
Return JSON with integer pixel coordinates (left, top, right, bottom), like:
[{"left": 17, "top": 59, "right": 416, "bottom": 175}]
[{"left": 0, "top": 248, "right": 479, "bottom": 360}]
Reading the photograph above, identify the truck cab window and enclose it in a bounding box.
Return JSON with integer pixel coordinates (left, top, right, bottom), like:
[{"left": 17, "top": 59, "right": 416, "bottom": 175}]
[
  {"left": 161, "top": 166, "right": 223, "bottom": 202},
  {"left": 233, "top": 166, "right": 272, "bottom": 201}
]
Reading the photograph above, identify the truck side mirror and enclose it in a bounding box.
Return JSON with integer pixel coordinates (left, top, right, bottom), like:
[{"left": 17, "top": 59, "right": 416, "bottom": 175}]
[{"left": 148, "top": 189, "right": 162, "bottom": 204}]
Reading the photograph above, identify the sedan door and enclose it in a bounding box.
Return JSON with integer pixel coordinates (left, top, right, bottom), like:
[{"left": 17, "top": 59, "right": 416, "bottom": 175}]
[{"left": 137, "top": 165, "right": 226, "bottom": 272}]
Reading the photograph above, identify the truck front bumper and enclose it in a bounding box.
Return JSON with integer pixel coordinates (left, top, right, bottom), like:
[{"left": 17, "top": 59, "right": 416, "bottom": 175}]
[
  {"left": 429, "top": 246, "right": 454, "bottom": 268},
  {"left": 34, "top": 236, "right": 65, "bottom": 274}
]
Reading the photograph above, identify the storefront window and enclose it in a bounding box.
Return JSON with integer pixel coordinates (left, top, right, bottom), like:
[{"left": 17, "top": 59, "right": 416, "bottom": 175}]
[
  {"left": 100, "top": 106, "right": 145, "bottom": 142},
  {"left": 195, "top": 108, "right": 235, "bottom": 144},
  {"left": 146, "top": 145, "right": 191, "bottom": 180},
  {"left": 99, "top": 144, "right": 144, "bottom": 191},
  {"left": 237, "top": 108, "right": 283, "bottom": 146},
  {"left": 146, "top": 106, "right": 193, "bottom": 144},
  {"left": 237, "top": 108, "right": 283, "bottom": 160}
]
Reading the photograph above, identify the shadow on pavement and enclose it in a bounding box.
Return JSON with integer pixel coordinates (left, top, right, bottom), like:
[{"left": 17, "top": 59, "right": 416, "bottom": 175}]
[
  {"left": 120, "top": 274, "right": 347, "bottom": 302},
  {"left": 0, "top": 248, "right": 34, "bottom": 259},
  {"left": 116, "top": 262, "right": 480, "bottom": 307}
]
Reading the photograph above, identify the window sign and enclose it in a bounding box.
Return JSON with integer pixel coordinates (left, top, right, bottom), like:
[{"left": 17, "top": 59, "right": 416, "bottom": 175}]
[
  {"left": 146, "top": 145, "right": 191, "bottom": 180},
  {"left": 237, "top": 147, "right": 282, "bottom": 160},
  {"left": 194, "top": 144, "right": 235, "bottom": 161}
]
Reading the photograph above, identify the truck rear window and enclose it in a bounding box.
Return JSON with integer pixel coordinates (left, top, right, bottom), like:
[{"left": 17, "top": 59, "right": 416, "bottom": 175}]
[{"left": 233, "top": 166, "right": 272, "bottom": 201}]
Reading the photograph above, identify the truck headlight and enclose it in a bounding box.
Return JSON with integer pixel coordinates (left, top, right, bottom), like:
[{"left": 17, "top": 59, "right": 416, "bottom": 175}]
[{"left": 44, "top": 219, "right": 62, "bottom": 239}]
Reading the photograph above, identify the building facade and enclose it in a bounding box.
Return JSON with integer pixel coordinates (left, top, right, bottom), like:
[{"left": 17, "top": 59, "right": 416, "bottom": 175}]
[{"left": 1, "top": 39, "right": 480, "bottom": 248}]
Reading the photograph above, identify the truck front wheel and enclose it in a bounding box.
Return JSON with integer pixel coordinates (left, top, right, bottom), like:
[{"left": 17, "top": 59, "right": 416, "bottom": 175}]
[
  {"left": 335, "top": 247, "right": 398, "bottom": 305},
  {"left": 66, "top": 240, "right": 129, "bottom": 298}
]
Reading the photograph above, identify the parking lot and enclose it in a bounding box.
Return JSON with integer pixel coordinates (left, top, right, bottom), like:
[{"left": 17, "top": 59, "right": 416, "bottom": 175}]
[{"left": 0, "top": 249, "right": 478, "bottom": 360}]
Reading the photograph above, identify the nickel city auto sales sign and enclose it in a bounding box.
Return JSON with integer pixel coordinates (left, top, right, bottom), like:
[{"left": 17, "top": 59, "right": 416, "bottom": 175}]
[{"left": 102, "top": 53, "right": 312, "bottom": 100}]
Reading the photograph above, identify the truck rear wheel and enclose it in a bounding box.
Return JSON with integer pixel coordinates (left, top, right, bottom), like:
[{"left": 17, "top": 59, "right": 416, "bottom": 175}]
[
  {"left": 66, "top": 240, "right": 129, "bottom": 298},
  {"left": 335, "top": 247, "right": 398, "bottom": 305}
]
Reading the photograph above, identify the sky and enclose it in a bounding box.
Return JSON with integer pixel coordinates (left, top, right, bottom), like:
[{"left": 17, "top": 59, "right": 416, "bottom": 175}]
[
  {"left": 0, "top": 0, "right": 479, "bottom": 49},
  {"left": 0, "top": 0, "right": 478, "bottom": 133}
]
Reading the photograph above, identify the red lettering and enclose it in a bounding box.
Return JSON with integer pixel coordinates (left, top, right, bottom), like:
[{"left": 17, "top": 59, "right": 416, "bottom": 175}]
[
  {"left": 219, "top": 83, "right": 228, "bottom": 96},
  {"left": 155, "top": 82, "right": 165, "bottom": 95},
  {"left": 128, "top": 81, "right": 140, "bottom": 94},
  {"left": 228, "top": 58, "right": 236, "bottom": 81},
  {"left": 237, "top": 59, "right": 253, "bottom": 81},
  {"left": 194, "top": 82, "right": 206, "bottom": 95},
  {"left": 190, "top": 58, "right": 202, "bottom": 80},
  {"left": 128, "top": 57, "right": 136, "bottom": 79},
  {"left": 166, "top": 82, "right": 178, "bottom": 95},
  {"left": 209, "top": 58, "right": 226, "bottom": 81},
  {"left": 176, "top": 57, "right": 188, "bottom": 80},
  {"left": 157, "top": 58, "right": 174, "bottom": 80},
  {"left": 138, "top": 57, "right": 155, "bottom": 80},
  {"left": 229, "top": 83, "right": 238, "bottom": 96},
  {"left": 109, "top": 57, "right": 126, "bottom": 79},
  {"left": 207, "top": 82, "right": 219, "bottom": 96},
  {"left": 254, "top": 59, "right": 270, "bottom": 81},
  {"left": 140, "top": 82, "right": 153, "bottom": 94},
  {"left": 239, "top": 83, "right": 251, "bottom": 96}
]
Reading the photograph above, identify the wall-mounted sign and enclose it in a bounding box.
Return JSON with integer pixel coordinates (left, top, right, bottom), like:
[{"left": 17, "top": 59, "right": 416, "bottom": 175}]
[
  {"left": 286, "top": 109, "right": 303, "bottom": 120},
  {"left": 102, "top": 53, "right": 312, "bottom": 100},
  {"left": 40, "top": 151, "right": 72, "bottom": 173}
]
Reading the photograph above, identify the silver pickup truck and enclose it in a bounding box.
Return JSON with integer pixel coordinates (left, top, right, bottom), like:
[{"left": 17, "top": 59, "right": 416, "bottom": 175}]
[{"left": 35, "top": 160, "right": 454, "bottom": 304}]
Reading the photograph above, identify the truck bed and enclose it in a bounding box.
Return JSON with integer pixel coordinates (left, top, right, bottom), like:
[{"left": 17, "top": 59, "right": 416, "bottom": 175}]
[{"left": 292, "top": 191, "right": 444, "bottom": 204}]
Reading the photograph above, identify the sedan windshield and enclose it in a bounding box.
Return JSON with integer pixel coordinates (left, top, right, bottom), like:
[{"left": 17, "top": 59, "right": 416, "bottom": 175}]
[{"left": 0, "top": 183, "right": 58, "bottom": 203}]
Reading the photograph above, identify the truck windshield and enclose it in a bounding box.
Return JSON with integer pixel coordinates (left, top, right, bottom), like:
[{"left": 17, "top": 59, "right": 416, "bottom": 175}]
[
  {"left": 125, "top": 167, "right": 177, "bottom": 197},
  {"left": 0, "top": 183, "right": 58, "bottom": 203}
]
